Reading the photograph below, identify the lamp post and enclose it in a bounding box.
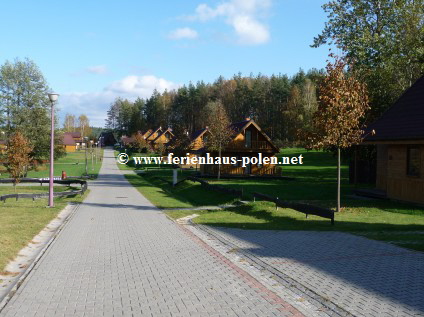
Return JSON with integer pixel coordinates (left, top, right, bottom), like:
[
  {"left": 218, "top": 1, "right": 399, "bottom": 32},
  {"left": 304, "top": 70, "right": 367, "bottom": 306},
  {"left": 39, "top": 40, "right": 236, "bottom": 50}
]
[
  {"left": 48, "top": 93, "right": 59, "bottom": 207},
  {"left": 84, "top": 136, "right": 88, "bottom": 176}
]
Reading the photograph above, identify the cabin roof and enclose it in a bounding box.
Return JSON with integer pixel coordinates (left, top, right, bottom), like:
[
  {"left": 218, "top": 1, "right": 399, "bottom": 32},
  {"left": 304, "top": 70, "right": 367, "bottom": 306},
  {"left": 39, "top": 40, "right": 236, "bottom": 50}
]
[
  {"left": 145, "top": 127, "right": 162, "bottom": 141},
  {"left": 230, "top": 119, "right": 279, "bottom": 152},
  {"left": 63, "top": 133, "right": 76, "bottom": 145},
  {"left": 191, "top": 128, "right": 208, "bottom": 141},
  {"left": 67, "top": 132, "right": 81, "bottom": 139},
  {"left": 152, "top": 128, "right": 174, "bottom": 143},
  {"left": 365, "top": 76, "right": 424, "bottom": 142}
]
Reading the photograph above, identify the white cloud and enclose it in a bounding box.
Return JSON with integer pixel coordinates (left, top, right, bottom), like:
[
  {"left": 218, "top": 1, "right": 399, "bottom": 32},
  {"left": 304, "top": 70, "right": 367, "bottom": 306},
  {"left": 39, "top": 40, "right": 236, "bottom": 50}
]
[
  {"left": 59, "top": 75, "right": 179, "bottom": 127},
  {"left": 168, "top": 27, "right": 198, "bottom": 40},
  {"left": 188, "top": 0, "right": 271, "bottom": 45},
  {"left": 107, "top": 75, "right": 179, "bottom": 97},
  {"left": 86, "top": 65, "right": 108, "bottom": 75}
]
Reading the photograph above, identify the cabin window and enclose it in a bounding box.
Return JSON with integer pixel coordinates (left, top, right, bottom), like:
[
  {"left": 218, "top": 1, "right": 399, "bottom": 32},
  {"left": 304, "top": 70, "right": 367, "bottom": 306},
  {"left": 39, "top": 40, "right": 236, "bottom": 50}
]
[
  {"left": 245, "top": 130, "right": 252, "bottom": 148},
  {"left": 407, "top": 146, "right": 421, "bottom": 177}
]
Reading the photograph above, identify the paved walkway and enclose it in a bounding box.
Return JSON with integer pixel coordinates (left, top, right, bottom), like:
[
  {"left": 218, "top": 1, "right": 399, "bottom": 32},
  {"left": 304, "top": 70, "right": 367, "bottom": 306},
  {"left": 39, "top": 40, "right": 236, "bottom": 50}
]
[
  {"left": 198, "top": 227, "right": 424, "bottom": 317},
  {"left": 0, "top": 149, "right": 301, "bottom": 317}
]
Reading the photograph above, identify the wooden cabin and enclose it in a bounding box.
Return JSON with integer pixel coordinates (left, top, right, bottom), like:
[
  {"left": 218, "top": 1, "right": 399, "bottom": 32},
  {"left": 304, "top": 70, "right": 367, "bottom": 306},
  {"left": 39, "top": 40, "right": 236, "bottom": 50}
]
[
  {"left": 150, "top": 128, "right": 174, "bottom": 151},
  {"left": 364, "top": 76, "right": 424, "bottom": 204},
  {"left": 66, "top": 132, "right": 83, "bottom": 149},
  {"left": 145, "top": 127, "right": 162, "bottom": 142},
  {"left": 62, "top": 133, "right": 77, "bottom": 152},
  {"left": 199, "top": 119, "right": 280, "bottom": 176},
  {"left": 180, "top": 128, "right": 210, "bottom": 168}
]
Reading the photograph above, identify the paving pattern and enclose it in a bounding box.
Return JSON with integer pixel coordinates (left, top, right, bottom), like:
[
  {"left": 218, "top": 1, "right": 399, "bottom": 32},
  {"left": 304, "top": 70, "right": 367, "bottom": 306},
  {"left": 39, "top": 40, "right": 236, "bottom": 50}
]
[
  {"left": 0, "top": 149, "right": 301, "bottom": 317},
  {"left": 201, "top": 227, "right": 424, "bottom": 317}
]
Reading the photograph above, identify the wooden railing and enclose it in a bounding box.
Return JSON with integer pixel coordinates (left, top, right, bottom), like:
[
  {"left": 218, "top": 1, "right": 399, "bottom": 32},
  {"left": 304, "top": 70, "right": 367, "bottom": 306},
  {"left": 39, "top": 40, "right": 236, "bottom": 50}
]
[
  {"left": 202, "top": 164, "right": 280, "bottom": 176},
  {"left": 252, "top": 192, "right": 335, "bottom": 225},
  {"left": 0, "top": 178, "right": 88, "bottom": 202},
  {"left": 230, "top": 140, "right": 272, "bottom": 150},
  {"left": 202, "top": 165, "right": 245, "bottom": 175}
]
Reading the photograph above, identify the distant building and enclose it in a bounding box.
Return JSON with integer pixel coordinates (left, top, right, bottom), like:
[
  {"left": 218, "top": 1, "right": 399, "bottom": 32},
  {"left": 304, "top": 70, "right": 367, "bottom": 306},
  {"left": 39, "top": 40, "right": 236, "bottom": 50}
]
[
  {"left": 199, "top": 119, "right": 280, "bottom": 176},
  {"left": 62, "top": 133, "right": 77, "bottom": 152}
]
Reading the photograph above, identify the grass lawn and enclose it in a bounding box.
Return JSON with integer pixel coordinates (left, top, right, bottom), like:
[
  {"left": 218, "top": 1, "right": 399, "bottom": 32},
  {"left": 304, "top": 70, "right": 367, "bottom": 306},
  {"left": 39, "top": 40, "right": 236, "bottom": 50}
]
[
  {"left": 114, "top": 150, "right": 162, "bottom": 170},
  {"left": 0, "top": 185, "right": 88, "bottom": 272},
  {"left": 125, "top": 168, "right": 237, "bottom": 208},
  {"left": 7, "top": 149, "right": 104, "bottom": 179},
  {"left": 123, "top": 148, "right": 424, "bottom": 252}
]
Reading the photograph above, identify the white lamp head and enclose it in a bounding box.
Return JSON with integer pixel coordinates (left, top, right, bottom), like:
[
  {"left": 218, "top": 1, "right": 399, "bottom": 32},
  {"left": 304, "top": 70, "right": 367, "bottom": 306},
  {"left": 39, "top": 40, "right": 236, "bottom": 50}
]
[{"left": 48, "top": 93, "right": 59, "bottom": 103}]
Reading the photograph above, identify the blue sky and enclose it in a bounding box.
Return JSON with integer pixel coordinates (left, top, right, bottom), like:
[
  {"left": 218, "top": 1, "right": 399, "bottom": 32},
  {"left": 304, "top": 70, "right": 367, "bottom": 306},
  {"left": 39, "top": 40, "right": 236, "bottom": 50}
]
[{"left": 0, "top": 0, "right": 331, "bottom": 127}]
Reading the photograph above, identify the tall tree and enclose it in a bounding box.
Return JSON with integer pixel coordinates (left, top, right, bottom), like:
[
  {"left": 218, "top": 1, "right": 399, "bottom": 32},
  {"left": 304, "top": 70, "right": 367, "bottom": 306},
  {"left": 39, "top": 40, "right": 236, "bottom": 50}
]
[
  {"left": 0, "top": 58, "right": 56, "bottom": 159},
  {"left": 78, "top": 114, "right": 91, "bottom": 139},
  {"left": 306, "top": 56, "right": 369, "bottom": 212},
  {"left": 312, "top": 0, "right": 424, "bottom": 116},
  {"left": 6, "top": 131, "right": 33, "bottom": 190},
  {"left": 205, "top": 101, "right": 233, "bottom": 179},
  {"left": 63, "top": 114, "right": 76, "bottom": 132}
]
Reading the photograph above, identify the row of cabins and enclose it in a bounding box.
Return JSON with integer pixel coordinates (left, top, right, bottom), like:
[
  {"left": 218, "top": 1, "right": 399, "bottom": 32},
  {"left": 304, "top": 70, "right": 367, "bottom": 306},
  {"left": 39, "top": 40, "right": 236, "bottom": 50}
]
[
  {"left": 122, "top": 119, "right": 281, "bottom": 177},
  {"left": 121, "top": 127, "right": 174, "bottom": 151}
]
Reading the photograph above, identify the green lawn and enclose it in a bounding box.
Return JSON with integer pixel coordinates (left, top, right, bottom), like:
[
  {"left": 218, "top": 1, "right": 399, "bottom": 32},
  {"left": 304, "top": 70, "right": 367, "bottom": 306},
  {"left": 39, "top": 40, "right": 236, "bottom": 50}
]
[
  {"left": 0, "top": 149, "right": 104, "bottom": 179},
  {"left": 123, "top": 148, "right": 424, "bottom": 252},
  {"left": 114, "top": 150, "right": 161, "bottom": 170},
  {"left": 0, "top": 185, "right": 88, "bottom": 272},
  {"left": 125, "top": 168, "right": 237, "bottom": 208}
]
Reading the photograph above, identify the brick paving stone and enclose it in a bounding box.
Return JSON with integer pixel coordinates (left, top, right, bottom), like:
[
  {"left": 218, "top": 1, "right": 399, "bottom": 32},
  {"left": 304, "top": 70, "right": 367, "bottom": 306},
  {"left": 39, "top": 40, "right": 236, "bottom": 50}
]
[
  {"left": 0, "top": 148, "right": 301, "bottom": 317},
  {"left": 200, "top": 226, "right": 424, "bottom": 317}
]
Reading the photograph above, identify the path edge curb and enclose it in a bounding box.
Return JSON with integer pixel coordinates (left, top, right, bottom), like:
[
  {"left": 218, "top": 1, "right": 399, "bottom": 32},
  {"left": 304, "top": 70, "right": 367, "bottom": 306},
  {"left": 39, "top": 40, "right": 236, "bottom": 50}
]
[
  {"left": 0, "top": 201, "right": 82, "bottom": 313},
  {"left": 165, "top": 210, "right": 355, "bottom": 317}
]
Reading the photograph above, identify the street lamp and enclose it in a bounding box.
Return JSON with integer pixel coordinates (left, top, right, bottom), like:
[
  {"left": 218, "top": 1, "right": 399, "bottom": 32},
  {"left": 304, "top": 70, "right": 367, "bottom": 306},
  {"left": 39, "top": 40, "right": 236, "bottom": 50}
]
[
  {"left": 84, "top": 136, "right": 89, "bottom": 176},
  {"left": 48, "top": 92, "right": 59, "bottom": 207}
]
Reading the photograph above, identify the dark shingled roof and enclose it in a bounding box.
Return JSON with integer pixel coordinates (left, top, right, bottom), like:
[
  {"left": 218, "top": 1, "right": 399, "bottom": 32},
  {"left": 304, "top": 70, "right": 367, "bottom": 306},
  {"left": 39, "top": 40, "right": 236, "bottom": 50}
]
[
  {"left": 191, "top": 128, "right": 208, "bottom": 141},
  {"left": 68, "top": 132, "right": 81, "bottom": 138},
  {"left": 365, "top": 76, "right": 424, "bottom": 142},
  {"left": 63, "top": 133, "right": 76, "bottom": 145},
  {"left": 229, "top": 120, "right": 250, "bottom": 134}
]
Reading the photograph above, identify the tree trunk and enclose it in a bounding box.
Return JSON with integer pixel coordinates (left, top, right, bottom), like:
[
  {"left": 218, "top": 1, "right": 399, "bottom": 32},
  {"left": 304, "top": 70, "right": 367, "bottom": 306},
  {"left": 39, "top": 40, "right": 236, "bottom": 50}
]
[
  {"left": 218, "top": 147, "right": 221, "bottom": 180},
  {"left": 337, "top": 147, "right": 341, "bottom": 212},
  {"left": 354, "top": 146, "right": 358, "bottom": 187}
]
